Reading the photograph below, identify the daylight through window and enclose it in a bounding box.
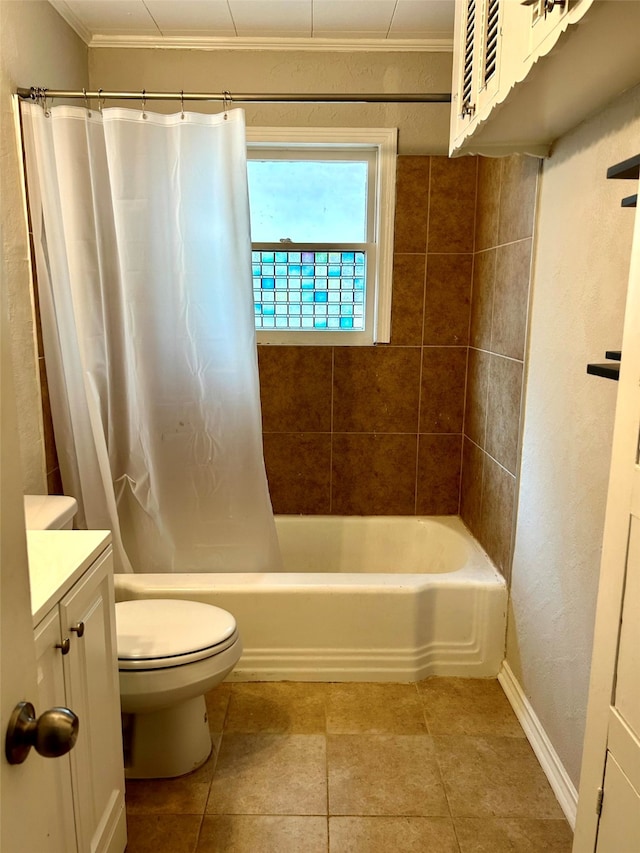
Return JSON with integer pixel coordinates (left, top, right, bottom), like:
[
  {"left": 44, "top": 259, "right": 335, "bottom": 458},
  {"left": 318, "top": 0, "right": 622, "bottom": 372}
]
[{"left": 246, "top": 128, "right": 397, "bottom": 345}]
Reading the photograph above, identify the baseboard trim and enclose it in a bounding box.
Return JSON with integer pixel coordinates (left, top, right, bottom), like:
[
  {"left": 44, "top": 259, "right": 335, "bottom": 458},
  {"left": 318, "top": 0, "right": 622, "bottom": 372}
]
[{"left": 499, "top": 662, "right": 578, "bottom": 829}]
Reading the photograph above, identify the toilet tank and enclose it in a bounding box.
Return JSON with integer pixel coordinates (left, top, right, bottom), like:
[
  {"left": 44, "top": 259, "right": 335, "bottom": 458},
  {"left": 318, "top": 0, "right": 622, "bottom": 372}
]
[{"left": 24, "top": 495, "right": 78, "bottom": 530}]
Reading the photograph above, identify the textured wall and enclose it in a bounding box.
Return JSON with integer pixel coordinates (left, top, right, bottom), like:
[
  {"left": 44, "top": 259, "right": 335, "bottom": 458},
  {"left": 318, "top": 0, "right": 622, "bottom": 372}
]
[
  {"left": 1, "top": 0, "right": 88, "bottom": 493},
  {"left": 507, "top": 83, "right": 640, "bottom": 788},
  {"left": 460, "top": 156, "right": 539, "bottom": 579},
  {"left": 259, "top": 155, "right": 477, "bottom": 515},
  {"left": 88, "top": 47, "right": 453, "bottom": 155}
]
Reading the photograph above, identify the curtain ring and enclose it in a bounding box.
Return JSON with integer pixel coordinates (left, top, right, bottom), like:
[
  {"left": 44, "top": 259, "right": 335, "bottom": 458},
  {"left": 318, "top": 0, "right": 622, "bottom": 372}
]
[
  {"left": 223, "top": 90, "right": 231, "bottom": 120},
  {"left": 43, "top": 88, "right": 51, "bottom": 118},
  {"left": 98, "top": 88, "right": 104, "bottom": 114},
  {"left": 141, "top": 89, "right": 147, "bottom": 120},
  {"left": 180, "top": 90, "right": 185, "bottom": 120},
  {"left": 83, "top": 87, "right": 91, "bottom": 117}
]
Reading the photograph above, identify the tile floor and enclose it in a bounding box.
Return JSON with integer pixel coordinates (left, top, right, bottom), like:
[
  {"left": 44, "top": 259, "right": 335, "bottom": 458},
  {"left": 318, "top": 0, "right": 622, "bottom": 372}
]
[{"left": 124, "top": 678, "right": 574, "bottom": 852}]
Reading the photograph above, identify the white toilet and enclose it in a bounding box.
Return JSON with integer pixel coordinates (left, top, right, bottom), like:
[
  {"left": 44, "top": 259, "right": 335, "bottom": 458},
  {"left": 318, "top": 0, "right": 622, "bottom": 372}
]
[
  {"left": 24, "top": 494, "right": 243, "bottom": 779},
  {"left": 116, "top": 598, "right": 242, "bottom": 779}
]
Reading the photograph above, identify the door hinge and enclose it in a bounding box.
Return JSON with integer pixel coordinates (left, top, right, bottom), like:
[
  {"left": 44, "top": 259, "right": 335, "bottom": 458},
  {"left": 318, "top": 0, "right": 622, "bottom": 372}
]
[{"left": 596, "top": 786, "right": 604, "bottom": 815}]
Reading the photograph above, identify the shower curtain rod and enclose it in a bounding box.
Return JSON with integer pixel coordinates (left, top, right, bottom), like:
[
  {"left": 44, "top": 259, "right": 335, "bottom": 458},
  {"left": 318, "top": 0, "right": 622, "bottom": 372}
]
[{"left": 17, "top": 86, "right": 451, "bottom": 105}]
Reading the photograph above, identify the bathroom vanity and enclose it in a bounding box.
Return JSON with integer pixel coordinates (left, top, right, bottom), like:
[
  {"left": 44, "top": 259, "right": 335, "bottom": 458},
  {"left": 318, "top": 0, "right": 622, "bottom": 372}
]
[{"left": 27, "top": 530, "right": 126, "bottom": 853}]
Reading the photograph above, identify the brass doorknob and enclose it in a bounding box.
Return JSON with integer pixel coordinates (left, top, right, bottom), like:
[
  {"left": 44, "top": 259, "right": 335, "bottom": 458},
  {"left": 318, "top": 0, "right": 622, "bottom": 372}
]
[{"left": 5, "top": 701, "right": 79, "bottom": 765}]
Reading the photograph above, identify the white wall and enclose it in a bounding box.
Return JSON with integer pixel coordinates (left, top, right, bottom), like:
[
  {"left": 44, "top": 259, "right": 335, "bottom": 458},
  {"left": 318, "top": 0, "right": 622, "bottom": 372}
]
[
  {"left": 88, "top": 47, "right": 452, "bottom": 154},
  {"left": 0, "top": 0, "right": 88, "bottom": 491},
  {"left": 507, "top": 82, "right": 640, "bottom": 787}
]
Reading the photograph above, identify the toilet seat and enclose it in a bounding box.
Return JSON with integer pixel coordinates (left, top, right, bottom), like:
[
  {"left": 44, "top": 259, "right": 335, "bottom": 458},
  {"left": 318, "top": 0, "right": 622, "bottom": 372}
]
[{"left": 116, "top": 599, "right": 239, "bottom": 671}]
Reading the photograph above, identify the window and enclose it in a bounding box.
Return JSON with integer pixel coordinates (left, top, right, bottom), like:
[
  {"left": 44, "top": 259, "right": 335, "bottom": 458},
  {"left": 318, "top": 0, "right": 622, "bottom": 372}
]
[{"left": 246, "top": 128, "right": 397, "bottom": 345}]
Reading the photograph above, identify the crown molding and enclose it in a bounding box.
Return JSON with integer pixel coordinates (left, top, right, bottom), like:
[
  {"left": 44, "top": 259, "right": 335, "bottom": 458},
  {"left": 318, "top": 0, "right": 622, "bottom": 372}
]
[
  {"left": 88, "top": 35, "right": 453, "bottom": 53},
  {"left": 49, "top": 0, "right": 93, "bottom": 45}
]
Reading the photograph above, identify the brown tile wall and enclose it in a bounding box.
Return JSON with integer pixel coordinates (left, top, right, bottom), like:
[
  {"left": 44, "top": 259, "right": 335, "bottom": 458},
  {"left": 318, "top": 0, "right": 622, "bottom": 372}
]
[
  {"left": 460, "top": 155, "right": 540, "bottom": 580},
  {"left": 259, "top": 155, "right": 478, "bottom": 517}
]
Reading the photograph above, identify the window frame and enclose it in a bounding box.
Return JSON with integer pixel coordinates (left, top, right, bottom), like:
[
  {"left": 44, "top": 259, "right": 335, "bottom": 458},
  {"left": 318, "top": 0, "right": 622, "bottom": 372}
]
[{"left": 246, "top": 126, "right": 397, "bottom": 345}]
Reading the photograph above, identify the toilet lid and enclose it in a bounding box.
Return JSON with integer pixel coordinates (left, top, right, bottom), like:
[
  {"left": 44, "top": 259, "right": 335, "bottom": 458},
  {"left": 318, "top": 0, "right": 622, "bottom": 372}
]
[{"left": 116, "top": 599, "right": 238, "bottom": 669}]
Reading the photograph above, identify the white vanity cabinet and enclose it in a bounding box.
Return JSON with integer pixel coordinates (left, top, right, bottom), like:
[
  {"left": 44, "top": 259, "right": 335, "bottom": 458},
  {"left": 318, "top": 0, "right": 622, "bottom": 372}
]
[
  {"left": 450, "top": 0, "right": 640, "bottom": 157},
  {"left": 29, "top": 532, "right": 126, "bottom": 853}
]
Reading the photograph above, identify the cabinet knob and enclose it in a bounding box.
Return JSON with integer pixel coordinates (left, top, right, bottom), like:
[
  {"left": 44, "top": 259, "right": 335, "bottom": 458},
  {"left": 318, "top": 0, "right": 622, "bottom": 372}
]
[
  {"left": 55, "top": 637, "right": 71, "bottom": 655},
  {"left": 70, "top": 621, "right": 85, "bottom": 638},
  {"left": 5, "top": 701, "right": 79, "bottom": 765}
]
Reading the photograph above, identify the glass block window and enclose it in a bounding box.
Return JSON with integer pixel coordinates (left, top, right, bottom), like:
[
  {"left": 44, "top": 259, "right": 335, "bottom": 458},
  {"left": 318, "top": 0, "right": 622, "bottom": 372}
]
[
  {"left": 253, "top": 250, "right": 366, "bottom": 330},
  {"left": 246, "top": 128, "right": 397, "bottom": 345}
]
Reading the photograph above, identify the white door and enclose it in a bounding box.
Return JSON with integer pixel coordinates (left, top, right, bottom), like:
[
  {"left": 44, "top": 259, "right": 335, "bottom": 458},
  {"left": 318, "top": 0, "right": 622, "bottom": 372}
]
[
  {"left": 574, "top": 172, "right": 640, "bottom": 850},
  {"left": 0, "top": 279, "right": 66, "bottom": 850}
]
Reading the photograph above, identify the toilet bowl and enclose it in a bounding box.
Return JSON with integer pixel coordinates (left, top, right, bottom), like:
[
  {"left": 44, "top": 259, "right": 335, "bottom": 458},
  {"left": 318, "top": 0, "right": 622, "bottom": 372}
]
[{"left": 116, "top": 598, "right": 242, "bottom": 779}]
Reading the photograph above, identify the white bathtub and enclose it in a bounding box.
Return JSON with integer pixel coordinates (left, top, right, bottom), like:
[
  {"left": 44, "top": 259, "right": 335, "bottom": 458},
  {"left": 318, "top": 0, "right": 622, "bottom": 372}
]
[{"left": 114, "top": 515, "right": 507, "bottom": 682}]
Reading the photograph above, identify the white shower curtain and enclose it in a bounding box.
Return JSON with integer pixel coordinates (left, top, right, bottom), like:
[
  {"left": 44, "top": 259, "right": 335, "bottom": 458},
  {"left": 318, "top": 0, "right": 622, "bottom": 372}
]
[{"left": 21, "top": 102, "right": 281, "bottom": 573}]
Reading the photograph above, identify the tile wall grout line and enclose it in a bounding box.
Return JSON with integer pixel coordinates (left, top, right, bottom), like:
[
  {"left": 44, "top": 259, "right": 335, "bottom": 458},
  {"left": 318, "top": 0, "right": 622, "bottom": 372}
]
[
  {"left": 506, "top": 162, "right": 542, "bottom": 580},
  {"left": 486, "top": 247, "right": 499, "bottom": 376},
  {"left": 474, "top": 235, "right": 535, "bottom": 257},
  {"left": 265, "top": 430, "right": 472, "bottom": 436},
  {"left": 267, "top": 430, "right": 468, "bottom": 436},
  {"left": 459, "top": 345, "right": 471, "bottom": 517},
  {"left": 459, "top": 156, "right": 480, "bottom": 519},
  {"left": 422, "top": 343, "right": 473, "bottom": 349},
  {"left": 463, "top": 435, "right": 518, "bottom": 479},
  {"left": 414, "top": 256, "right": 428, "bottom": 515},
  {"left": 466, "top": 345, "right": 525, "bottom": 365},
  {"left": 482, "top": 162, "right": 506, "bottom": 457},
  {"left": 481, "top": 234, "right": 534, "bottom": 251},
  {"left": 423, "top": 251, "right": 475, "bottom": 257},
  {"left": 414, "top": 159, "right": 432, "bottom": 515},
  {"left": 478, "top": 159, "right": 501, "bottom": 531}
]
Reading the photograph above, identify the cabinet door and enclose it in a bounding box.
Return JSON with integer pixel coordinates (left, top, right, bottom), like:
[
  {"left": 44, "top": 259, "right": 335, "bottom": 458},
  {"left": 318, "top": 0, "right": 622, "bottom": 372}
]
[
  {"left": 524, "top": 0, "right": 568, "bottom": 59},
  {"left": 60, "top": 550, "right": 126, "bottom": 853},
  {"left": 451, "top": 0, "right": 481, "bottom": 140},
  {"left": 451, "top": 0, "right": 502, "bottom": 146},
  {"left": 34, "top": 610, "right": 78, "bottom": 852}
]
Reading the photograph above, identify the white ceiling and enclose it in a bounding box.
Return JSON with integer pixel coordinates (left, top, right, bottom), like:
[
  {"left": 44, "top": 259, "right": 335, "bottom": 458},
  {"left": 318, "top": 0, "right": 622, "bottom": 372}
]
[{"left": 50, "top": 0, "right": 455, "bottom": 46}]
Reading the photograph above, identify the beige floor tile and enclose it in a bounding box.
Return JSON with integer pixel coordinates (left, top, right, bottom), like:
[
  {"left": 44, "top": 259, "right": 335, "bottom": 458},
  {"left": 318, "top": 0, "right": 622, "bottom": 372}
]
[
  {"left": 328, "top": 734, "right": 449, "bottom": 817},
  {"left": 125, "top": 744, "right": 219, "bottom": 815},
  {"left": 454, "top": 817, "right": 573, "bottom": 852},
  {"left": 125, "top": 814, "right": 203, "bottom": 853},
  {"left": 197, "top": 815, "right": 328, "bottom": 852},
  {"left": 435, "top": 736, "right": 565, "bottom": 819},
  {"left": 207, "top": 734, "right": 327, "bottom": 815},
  {"left": 326, "top": 683, "right": 427, "bottom": 734},
  {"left": 418, "top": 678, "right": 523, "bottom": 737},
  {"left": 330, "top": 816, "right": 460, "bottom": 852},
  {"left": 205, "top": 684, "right": 232, "bottom": 733},
  {"left": 225, "top": 682, "right": 328, "bottom": 733}
]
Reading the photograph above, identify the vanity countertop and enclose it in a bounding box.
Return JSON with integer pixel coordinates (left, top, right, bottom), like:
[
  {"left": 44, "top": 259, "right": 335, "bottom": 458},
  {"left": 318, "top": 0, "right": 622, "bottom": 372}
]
[{"left": 27, "top": 530, "right": 112, "bottom": 625}]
